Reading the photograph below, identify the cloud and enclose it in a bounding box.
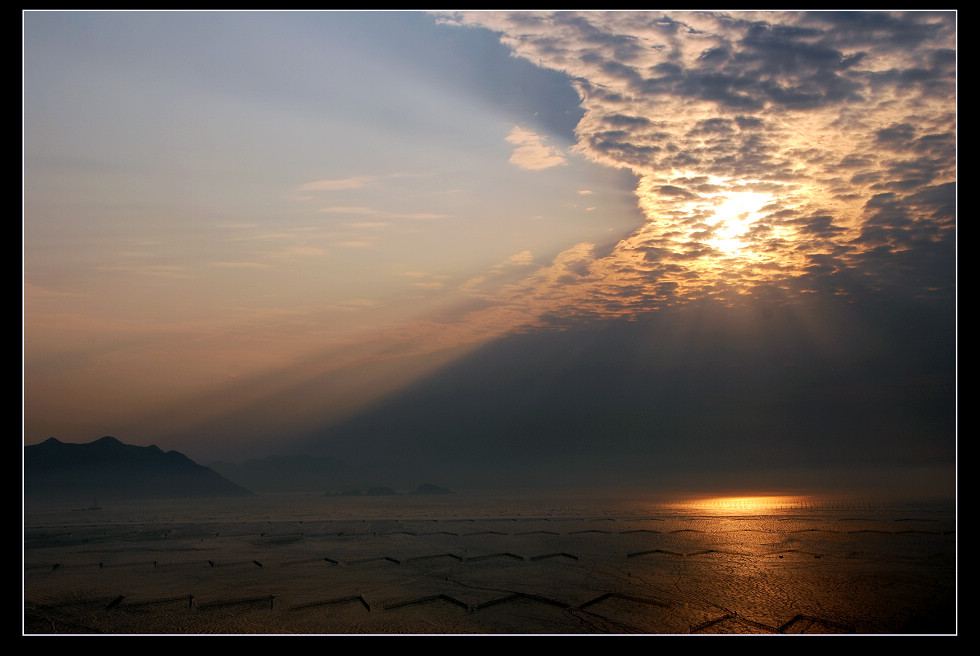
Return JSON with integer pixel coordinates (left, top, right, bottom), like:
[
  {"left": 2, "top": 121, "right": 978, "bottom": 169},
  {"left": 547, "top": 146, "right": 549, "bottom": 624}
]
[
  {"left": 459, "top": 250, "right": 536, "bottom": 295},
  {"left": 399, "top": 270, "right": 445, "bottom": 278},
  {"left": 498, "top": 250, "right": 535, "bottom": 267},
  {"left": 385, "top": 212, "right": 449, "bottom": 220},
  {"left": 330, "top": 241, "right": 372, "bottom": 250},
  {"left": 439, "top": 10, "right": 955, "bottom": 317},
  {"left": 297, "top": 172, "right": 419, "bottom": 192},
  {"left": 208, "top": 261, "right": 274, "bottom": 269},
  {"left": 318, "top": 206, "right": 449, "bottom": 221},
  {"left": 298, "top": 176, "right": 380, "bottom": 191},
  {"left": 94, "top": 264, "right": 193, "bottom": 279},
  {"left": 317, "top": 206, "right": 379, "bottom": 214},
  {"left": 505, "top": 126, "right": 568, "bottom": 170},
  {"left": 399, "top": 270, "right": 450, "bottom": 290},
  {"left": 279, "top": 245, "right": 328, "bottom": 256},
  {"left": 23, "top": 281, "right": 87, "bottom": 302},
  {"left": 344, "top": 222, "right": 393, "bottom": 230}
]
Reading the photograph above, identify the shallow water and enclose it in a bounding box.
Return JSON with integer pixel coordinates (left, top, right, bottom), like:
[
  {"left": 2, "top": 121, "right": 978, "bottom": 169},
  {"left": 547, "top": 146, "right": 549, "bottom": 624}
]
[{"left": 23, "top": 491, "right": 957, "bottom": 635}]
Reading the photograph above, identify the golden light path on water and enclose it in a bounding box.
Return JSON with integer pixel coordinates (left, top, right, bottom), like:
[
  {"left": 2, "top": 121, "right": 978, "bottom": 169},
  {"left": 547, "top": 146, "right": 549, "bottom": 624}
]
[{"left": 671, "top": 495, "right": 812, "bottom": 515}]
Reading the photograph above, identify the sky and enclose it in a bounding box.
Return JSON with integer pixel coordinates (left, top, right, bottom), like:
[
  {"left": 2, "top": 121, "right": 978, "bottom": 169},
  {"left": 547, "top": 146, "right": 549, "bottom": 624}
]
[{"left": 23, "top": 11, "right": 956, "bottom": 496}]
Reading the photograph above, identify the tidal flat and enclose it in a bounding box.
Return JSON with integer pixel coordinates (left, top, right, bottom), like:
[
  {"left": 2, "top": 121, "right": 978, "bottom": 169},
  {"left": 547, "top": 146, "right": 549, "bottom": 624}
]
[{"left": 23, "top": 491, "right": 956, "bottom": 635}]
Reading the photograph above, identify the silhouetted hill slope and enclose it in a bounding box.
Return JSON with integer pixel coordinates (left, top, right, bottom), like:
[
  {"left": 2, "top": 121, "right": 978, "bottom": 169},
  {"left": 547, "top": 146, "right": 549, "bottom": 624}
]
[
  {"left": 209, "top": 454, "right": 347, "bottom": 492},
  {"left": 24, "top": 436, "right": 253, "bottom": 502}
]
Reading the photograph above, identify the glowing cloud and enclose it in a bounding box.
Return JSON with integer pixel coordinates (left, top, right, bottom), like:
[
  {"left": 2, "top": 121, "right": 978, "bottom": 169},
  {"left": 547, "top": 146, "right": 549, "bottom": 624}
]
[{"left": 443, "top": 10, "right": 955, "bottom": 312}]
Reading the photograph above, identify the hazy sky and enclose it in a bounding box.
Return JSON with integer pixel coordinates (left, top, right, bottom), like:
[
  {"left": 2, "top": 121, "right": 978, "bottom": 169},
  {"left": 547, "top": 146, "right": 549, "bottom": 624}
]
[{"left": 23, "top": 11, "right": 956, "bottom": 494}]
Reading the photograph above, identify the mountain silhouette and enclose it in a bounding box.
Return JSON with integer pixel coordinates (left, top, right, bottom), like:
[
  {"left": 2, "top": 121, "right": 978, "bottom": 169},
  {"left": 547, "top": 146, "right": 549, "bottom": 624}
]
[{"left": 24, "top": 436, "right": 253, "bottom": 503}]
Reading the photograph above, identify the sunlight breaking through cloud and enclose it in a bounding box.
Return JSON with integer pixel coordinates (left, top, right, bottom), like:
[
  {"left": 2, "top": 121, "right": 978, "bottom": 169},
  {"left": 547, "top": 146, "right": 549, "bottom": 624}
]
[{"left": 442, "top": 10, "right": 956, "bottom": 316}]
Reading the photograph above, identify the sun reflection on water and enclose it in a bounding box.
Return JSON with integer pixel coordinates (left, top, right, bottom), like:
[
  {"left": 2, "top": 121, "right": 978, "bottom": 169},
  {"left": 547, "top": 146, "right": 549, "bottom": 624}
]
[{"left": 672, "top": 495, "right": 811, "bottom": 515}]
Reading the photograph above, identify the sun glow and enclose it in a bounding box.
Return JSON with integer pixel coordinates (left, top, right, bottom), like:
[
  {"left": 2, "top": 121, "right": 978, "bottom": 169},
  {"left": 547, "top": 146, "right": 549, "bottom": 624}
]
[
  {"left": 705, "top": 191, "right": 772, "bottom": 255},
  {"left": 624, "top": 174, "right": 823, "bottom": 304}
]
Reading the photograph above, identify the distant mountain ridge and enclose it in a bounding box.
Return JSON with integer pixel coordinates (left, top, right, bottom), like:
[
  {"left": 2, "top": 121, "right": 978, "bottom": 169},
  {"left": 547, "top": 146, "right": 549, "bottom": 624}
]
[
  {"left": 209, "top": 454, "right": 347, "bottom": 493},
  {"left": 208, "top": 454, "right": 450, "bottom": 494},
  {"left": 24, "top": 436, "right": 253, "bottom": 503}
]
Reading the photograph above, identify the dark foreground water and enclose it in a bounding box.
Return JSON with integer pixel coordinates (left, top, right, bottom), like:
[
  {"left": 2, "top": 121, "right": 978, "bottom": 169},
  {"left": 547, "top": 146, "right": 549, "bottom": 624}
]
[{"left": 23, "top": 491, "right": 957, "bottom": 635}]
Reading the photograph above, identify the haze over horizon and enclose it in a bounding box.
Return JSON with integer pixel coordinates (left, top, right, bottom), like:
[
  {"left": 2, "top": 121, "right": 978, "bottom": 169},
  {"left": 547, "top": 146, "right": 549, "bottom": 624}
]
[{"left": 24, "top": 11, "right": 956, "bottom": 498}]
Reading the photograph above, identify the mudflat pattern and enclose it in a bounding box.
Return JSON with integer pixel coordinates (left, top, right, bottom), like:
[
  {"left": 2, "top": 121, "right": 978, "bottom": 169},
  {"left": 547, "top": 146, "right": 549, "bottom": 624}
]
[{"left": 23, "top": 494, "right": 956, "bottom": 635}]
